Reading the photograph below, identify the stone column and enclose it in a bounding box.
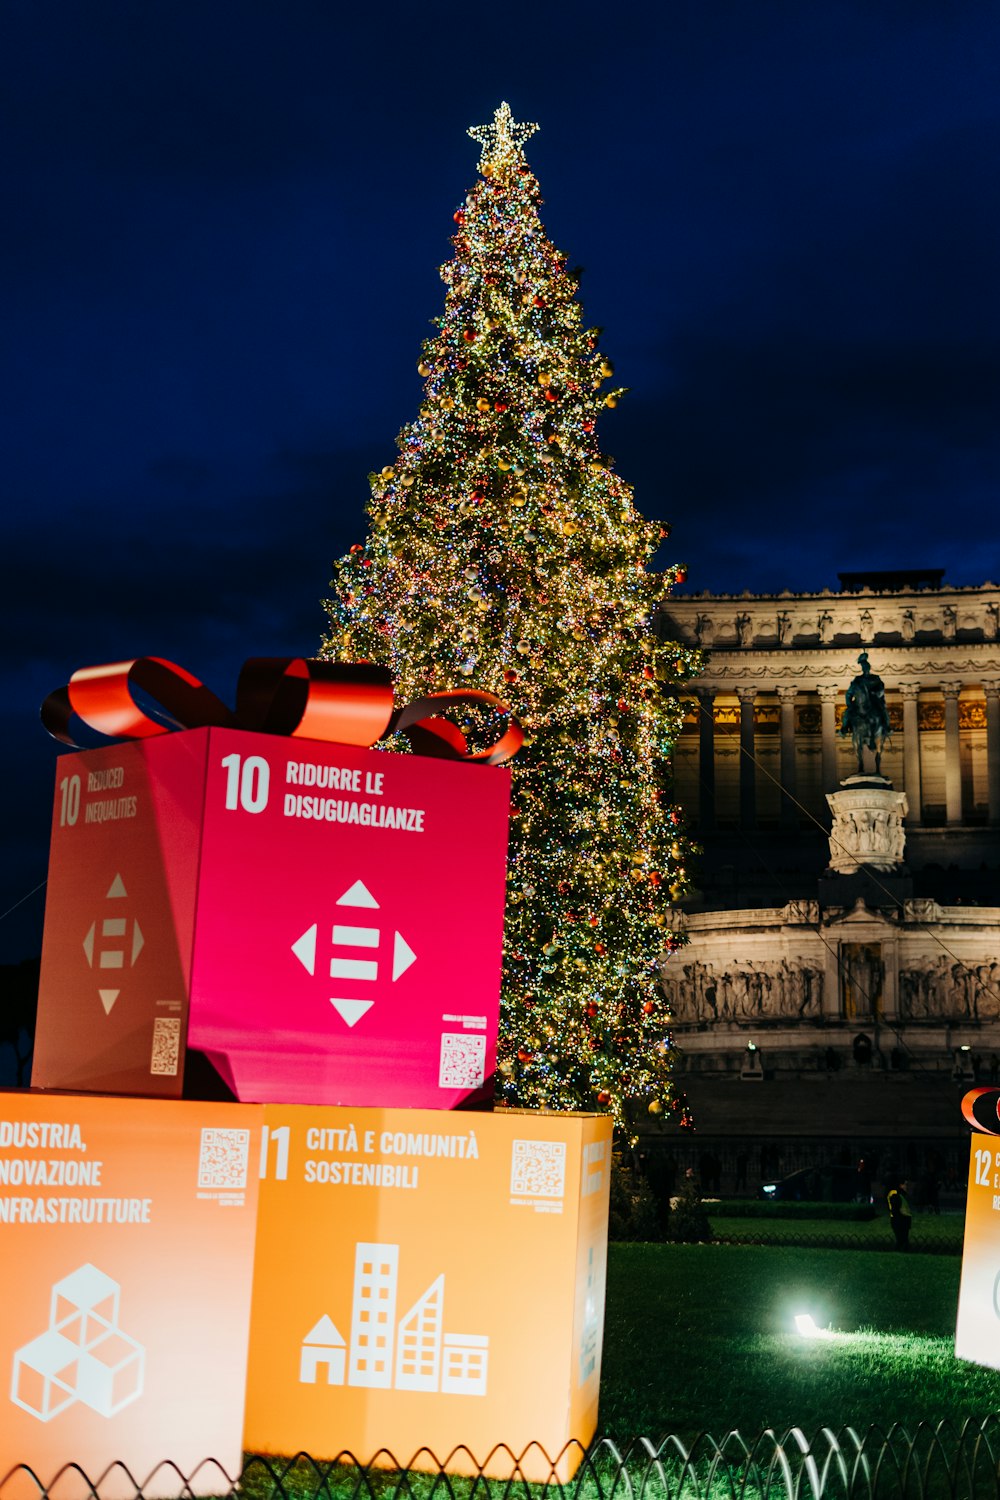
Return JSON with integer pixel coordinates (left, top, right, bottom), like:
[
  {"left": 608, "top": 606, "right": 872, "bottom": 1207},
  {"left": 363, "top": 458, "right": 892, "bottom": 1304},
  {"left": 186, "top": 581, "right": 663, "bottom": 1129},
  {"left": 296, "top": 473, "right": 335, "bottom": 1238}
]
[
  {"left": 985, "top": 680, "right": 1000, "bottom": 828},
  {"left": 900, "top": 683, "right": 922, "bottom": 827},
  {"left": 942, "top": 681, "right": 963, "bottom": 826},
  {"left": 698, "top": 688, "right": 716, "bottom": 831},
  {"left": 818, "top": 685, "right": 839, "bottom": 793},
  {"left": 778, "top": 685, "right": 798, "bottom": 828},
  {"left": 736, "top": 686, "right": 756, "bottom": 829}
]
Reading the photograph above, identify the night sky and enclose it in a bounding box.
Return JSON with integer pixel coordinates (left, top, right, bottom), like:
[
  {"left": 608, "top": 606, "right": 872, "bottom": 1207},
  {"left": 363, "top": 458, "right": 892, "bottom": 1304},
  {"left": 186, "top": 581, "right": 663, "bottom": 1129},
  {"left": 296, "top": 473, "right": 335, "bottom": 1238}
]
[{"left": 3, "top": 1, "right": 999, "bottom": 960}]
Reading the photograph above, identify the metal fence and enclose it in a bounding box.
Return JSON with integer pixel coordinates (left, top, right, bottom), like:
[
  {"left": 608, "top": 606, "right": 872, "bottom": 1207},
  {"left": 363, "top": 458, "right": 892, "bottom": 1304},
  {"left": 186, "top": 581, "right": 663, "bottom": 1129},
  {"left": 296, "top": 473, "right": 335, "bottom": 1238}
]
[
  {"left": 6, "top": 1423, "right": 1000, "bottom": 1500},
  {"left": 709, "top": 1233, "right": 963, "bottom": 1255}
]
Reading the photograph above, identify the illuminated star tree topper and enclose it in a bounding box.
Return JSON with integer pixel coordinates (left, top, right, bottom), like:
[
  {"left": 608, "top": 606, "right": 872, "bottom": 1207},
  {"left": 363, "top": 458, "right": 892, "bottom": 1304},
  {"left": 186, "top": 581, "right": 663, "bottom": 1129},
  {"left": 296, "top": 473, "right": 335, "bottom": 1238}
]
[{"left": 467, "top": 101, "right": 539, "bottom": 171}]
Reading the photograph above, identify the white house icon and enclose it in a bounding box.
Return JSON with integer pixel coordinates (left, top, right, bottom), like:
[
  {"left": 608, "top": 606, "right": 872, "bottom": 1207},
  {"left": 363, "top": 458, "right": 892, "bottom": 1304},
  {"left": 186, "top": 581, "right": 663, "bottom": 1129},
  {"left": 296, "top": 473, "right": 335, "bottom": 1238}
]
[{"left": 299, "top": 1314, "right": 346, "bottom": 1385}]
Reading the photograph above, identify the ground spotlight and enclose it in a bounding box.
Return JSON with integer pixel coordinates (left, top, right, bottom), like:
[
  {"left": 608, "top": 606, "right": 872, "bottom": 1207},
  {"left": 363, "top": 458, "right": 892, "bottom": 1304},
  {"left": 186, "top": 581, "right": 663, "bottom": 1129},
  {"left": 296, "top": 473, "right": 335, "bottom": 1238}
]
[{"left": 794, "top": 1313, "right": 832, "bottom": 1339}]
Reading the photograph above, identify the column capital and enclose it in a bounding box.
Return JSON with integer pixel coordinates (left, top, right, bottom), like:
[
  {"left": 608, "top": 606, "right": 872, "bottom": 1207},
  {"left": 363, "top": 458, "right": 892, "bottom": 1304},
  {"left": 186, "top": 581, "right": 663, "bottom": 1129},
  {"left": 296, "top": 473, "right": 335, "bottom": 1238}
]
[
  {"left": 898, "top": 682, "right": 922, "bottom": 701},
  {"left": 817, "top": 683, "right": 839, "bottom": 702},
  {"left": 735, "top": 685, "right": 757, "bottom": 703},
  {"left": 776, "top": 684, "right": 799, "bottom": 703},
  {"left": 695, "top": 685, "right": 717, "bottom": 702},
  {"left": 982, "top": 679, "right": 1000, "bottom": 699},
  {"left": 941, "top": 681, "right": 962, "bottom": 701}
]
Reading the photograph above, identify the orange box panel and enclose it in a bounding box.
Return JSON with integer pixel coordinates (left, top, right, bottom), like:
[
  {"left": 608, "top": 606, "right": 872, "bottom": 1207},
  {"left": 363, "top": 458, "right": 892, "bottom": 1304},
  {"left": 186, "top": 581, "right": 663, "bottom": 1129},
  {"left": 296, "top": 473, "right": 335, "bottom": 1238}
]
[
  {"left": 0, "top": 1092, "right": 261, "bottom": 1498},
  {"left": 243, "top": 1105, "right": 612, "bottom": 1480},
  {"left": 956, "top": 1134, "right": 1000, "bottom": 1368}
]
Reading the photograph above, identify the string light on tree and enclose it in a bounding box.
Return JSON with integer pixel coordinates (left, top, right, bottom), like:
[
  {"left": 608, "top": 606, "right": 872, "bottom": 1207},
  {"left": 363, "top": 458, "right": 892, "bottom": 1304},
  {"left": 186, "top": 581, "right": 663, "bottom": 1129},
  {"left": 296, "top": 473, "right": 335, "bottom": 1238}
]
[{"left": 322, "top": 103, "right": 699, "bottom": 1135}]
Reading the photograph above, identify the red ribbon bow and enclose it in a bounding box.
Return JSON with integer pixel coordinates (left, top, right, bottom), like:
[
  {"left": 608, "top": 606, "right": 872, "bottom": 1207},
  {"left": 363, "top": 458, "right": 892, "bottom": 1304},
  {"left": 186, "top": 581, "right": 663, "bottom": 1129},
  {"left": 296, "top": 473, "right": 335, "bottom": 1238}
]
[{"left": 42, "top": 657, "right": 523, "bottom": 766}]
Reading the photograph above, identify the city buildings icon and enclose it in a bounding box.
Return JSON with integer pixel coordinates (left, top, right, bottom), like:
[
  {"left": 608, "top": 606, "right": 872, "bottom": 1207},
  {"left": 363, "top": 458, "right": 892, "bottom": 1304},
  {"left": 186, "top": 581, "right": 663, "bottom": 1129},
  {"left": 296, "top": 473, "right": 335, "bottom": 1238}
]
[
  {"left": 300, "top": 1242, "right": 488, "bottom": 1397},
  {"left": 82, "top": 874, "right": 144, "bottom": 1015},
  {"left": 291, "top": 880, "right": 417, "bottom": 1029},
  {"left": 11, "top": 1263, "right": 145, "bottom": 1422}
]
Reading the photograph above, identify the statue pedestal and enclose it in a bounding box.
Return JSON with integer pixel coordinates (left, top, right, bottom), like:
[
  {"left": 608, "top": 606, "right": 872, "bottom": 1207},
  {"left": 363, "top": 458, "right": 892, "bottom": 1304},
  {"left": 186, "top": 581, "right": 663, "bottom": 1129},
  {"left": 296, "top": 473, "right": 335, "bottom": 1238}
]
[{"left": 826, "top": 778, "right": 908, "bottom": 874}]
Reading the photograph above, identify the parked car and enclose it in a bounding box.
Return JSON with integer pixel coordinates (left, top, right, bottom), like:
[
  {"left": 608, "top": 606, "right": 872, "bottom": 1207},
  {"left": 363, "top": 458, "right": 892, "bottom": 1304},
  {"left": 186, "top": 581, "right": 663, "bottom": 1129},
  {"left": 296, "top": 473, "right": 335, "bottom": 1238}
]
[{"left": 759, "top": 1165, "right": 863, "bottom": 1203}]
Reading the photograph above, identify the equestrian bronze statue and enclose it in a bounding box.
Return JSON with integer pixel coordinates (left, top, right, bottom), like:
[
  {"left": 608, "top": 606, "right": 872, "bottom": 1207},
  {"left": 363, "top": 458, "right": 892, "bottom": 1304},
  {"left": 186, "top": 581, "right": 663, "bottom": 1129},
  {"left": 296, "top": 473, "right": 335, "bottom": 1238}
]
[{"left": 840, "top": 652, "right": 892, "bottom": 775}]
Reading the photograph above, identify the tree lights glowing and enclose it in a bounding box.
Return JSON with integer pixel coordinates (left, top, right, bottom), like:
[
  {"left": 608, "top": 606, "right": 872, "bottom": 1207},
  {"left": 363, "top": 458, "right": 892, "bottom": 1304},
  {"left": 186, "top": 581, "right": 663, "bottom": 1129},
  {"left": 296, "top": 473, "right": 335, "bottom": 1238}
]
[{"left": 322, "top": 103, "right": 700, "bottom": 1132}]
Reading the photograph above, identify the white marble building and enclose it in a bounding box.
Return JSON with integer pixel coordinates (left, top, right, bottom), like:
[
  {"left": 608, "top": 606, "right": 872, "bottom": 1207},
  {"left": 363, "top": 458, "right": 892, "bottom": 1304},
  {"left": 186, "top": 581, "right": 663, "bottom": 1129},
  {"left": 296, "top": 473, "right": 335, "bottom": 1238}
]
[
  {"left": 660, "top": 571, "right": 1000, "bottom": 847},
  {"left": 654, "top": 572, "right": 1000, "bottom": 1131}
]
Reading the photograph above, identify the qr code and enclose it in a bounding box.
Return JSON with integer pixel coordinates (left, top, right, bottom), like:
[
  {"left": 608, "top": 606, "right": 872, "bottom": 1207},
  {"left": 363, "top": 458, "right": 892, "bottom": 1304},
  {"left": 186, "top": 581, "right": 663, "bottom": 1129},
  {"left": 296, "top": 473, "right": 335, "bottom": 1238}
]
[
  {"left": 510, "top": 1139, "right": 567, "bottom": 1200},
  {"left": 150, "top": 1017, "right": 181, "bottom": 1076},
  {"left": 439, "top": 1032, "right": 486, "bottom": 1089},
  {"left": 198, "top": 1127, "right": 250, "bottom": 1190}
]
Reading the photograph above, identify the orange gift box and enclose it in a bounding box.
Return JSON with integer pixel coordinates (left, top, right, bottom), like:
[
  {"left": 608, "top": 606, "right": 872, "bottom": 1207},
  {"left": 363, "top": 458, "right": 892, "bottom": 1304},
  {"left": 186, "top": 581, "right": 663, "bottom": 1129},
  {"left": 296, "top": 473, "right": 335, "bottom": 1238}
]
[
  {"left": 0, "top": 1091, "right": 261, "bottom": 1498},
  {"left": 243, "top": 1104, "right": 612, "bottom": 1480}
]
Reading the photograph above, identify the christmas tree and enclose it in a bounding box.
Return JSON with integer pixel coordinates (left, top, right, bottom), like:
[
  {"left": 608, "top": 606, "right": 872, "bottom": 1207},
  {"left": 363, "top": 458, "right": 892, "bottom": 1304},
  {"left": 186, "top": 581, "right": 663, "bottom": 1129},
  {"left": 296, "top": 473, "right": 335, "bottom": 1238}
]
[{"left": 322, "top": 103, "right": 699, "bottom": 1133}]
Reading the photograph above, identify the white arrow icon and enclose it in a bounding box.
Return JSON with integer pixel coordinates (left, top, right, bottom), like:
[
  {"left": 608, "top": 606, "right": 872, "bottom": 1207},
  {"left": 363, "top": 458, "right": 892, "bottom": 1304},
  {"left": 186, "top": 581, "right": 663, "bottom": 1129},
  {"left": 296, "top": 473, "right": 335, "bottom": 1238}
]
[
  {"left": 331, "top": 998, "right": 375, "bottom": 1028},
  {"left": 291, "top": 924, "right": 317, "bottom": 976},
  {"left": 393, "top": 932, "right": 416, "bottom": 981}
]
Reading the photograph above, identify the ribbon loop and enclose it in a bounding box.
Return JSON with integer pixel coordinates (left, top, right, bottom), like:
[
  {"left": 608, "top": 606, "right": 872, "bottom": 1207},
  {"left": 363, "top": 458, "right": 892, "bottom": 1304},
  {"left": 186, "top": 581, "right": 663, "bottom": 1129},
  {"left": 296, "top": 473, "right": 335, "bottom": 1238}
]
[
  {"left": 42, "top": 656, "right": 521, "bottom": 765},
  {"left": 393, "top": 690, "right": 525, "bottom": 765},
  {"left": 234, "top": 658, "right": 395, "bottom": 746},
  {"left": 42, "top": 658, "right": 234, "bottom": 747}
]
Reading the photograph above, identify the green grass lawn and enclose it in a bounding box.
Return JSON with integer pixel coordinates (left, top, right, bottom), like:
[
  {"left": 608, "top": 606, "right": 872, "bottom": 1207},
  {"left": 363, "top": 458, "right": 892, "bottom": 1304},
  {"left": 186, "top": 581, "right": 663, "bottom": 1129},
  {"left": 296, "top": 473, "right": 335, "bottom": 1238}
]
[{"left": 600, "top": 1241, "right": 999, "bottom": 1441}]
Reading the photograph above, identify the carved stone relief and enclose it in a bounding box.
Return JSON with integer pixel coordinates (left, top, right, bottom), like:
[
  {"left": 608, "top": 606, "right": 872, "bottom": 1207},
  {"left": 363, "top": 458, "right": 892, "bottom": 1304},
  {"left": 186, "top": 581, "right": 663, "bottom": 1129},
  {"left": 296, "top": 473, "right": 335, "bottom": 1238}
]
[
  {"left": 661, "top": 957, "right": 824, "bottom": 1023},
  {"left": 898, "top": 959, "right": 1000, "bottom": 1020}
]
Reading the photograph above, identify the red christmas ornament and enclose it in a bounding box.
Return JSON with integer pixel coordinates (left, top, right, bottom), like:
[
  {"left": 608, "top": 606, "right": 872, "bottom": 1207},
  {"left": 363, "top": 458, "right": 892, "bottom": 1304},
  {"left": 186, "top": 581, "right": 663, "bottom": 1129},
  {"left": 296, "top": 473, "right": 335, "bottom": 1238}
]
[
  {"left": 350, "top": 543, "right": 364, "bottom": 553},
  {"left": 517, "top": 1048, "right": 533, "bottom": 1063},
  {"left": 594, "top": 942, "right": 606, "bottom": 956},
  {"left": 586, "top": 1003, "right": 598, "bottom": 1017},
  {"left": 617, "top": 699, "right": 629, "bottom": 713},
  {"left": 643, "top": 1001, "right": 655, "bottom": 1014},
  {"left": 675, "top": 567, "right": 687, "bottom": 583},
  {"left": 463, "top": 328, "right": 476, "bottom": 343},
  {"left": 597, "top": 1089, "right": 611, "bottom": 1104},
  {"left": 582, "top": 420, "right": 594, "bottom": 433},
  {"left": 643, "top": 666, "right": 655, "bottom": 680},
  {"left": 544, "top": 388, "right": 558, "bottom": 403},
  {"left": 533, "top": 294, "right": 546, "bottom": 309},
  {"left": 453, "top": 210, "right": 466, "bottom": 225},
  {"left": 494, "top": 401, "right": 508, "bottom": 412},
  {"left": 503, "top": 669, "right": 518, "bottom": 684}
]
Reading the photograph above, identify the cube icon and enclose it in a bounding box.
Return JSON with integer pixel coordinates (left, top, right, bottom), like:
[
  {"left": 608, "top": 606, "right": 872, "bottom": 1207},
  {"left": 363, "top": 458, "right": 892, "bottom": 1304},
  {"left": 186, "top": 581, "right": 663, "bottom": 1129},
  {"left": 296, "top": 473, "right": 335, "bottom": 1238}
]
[
  {"left": 11, "top": 1329, "right": 79, "bottom": 1421},
  {"left": 52, "top": 1263, "right": 120, "bottom": 1337},
  {"left": 11, "top": 1262, "right": 145, "bottom": 1423},
  {"left": 76, "top": 1329, "right": 145, "bottom": 1417}
]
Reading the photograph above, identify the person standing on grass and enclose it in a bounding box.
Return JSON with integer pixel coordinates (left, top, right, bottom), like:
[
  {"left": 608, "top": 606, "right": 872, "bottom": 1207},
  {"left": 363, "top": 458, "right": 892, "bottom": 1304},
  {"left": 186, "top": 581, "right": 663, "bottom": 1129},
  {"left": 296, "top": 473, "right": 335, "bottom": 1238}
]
[{"left": 887, "top": 1178, "right": 912, "bottom": 1251}]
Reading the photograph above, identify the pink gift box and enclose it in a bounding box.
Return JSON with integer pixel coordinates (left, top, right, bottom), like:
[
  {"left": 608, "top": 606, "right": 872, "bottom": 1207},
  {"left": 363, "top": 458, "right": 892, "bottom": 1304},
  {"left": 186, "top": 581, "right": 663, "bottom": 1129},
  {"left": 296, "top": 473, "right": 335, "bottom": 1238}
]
[{"left": 33, "top": 728, "right": 510, "bottom": 1107}]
